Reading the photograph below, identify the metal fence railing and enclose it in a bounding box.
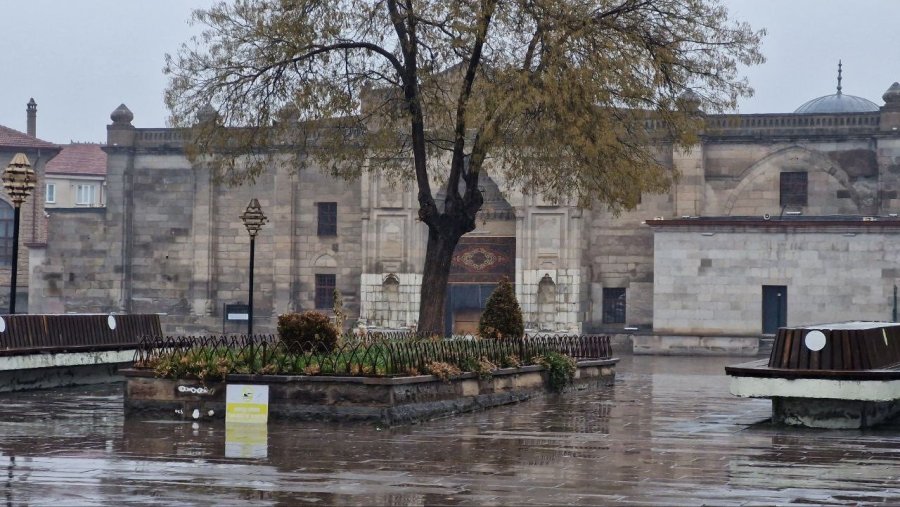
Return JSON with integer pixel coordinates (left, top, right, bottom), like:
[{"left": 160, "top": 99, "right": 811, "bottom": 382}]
[{"left": 133, "top": 333, "right": 612, "bottom": 380}]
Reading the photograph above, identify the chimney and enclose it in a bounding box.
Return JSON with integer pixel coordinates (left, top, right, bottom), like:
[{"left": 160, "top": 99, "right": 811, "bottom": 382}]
[{"left": 26, "top": 98, "right": 37, "bottom": 137}]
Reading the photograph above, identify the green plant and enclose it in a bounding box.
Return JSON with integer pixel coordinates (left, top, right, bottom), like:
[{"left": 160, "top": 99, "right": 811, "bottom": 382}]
[
  {"left": 460, "top": 356, "right": 497, "bottom": 379},
  {"left": 501, "top": 354, "right": 522, "bottom": 368},
  {"left": 478, "top": 278, "right": 524, "bottom": 340},
  {"left": 537, "top": 352, "right": 577, "bottom": 392},
  {"left": 277, "top": 311, "right": 339, "bottom": 353},
  {"left": 424, "top": 361, "right": 462, "bottom": 382}
]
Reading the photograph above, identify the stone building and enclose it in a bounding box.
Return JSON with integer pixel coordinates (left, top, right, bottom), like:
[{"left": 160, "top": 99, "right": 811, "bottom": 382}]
[
  {"left": 0, "top": 99, "right": 58, "bottom": 313},
  {"left": 25, "top": 75, "right": 900, "bottom": 352}
]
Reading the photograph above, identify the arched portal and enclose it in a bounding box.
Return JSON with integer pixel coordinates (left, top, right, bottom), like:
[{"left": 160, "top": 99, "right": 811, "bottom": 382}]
[{"left": 442, "top": 173, "right": 516, "bottom": 335}]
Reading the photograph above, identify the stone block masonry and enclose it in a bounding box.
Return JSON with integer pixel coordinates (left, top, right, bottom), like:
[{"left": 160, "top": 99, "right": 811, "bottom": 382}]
[{"left": 122, "top": 358, "right": 617, "bottom": 426}]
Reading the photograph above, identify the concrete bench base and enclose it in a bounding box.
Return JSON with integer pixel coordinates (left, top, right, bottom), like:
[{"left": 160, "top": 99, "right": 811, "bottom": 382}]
[
  {"left": 772, "top": 397, "right": 900, "bottom": 429},
  {"left": 0, "top": 350, "right": 135, "bottom": 393},
  {"left": 728, "top": 359, "right": 900, "bottom": 429}
]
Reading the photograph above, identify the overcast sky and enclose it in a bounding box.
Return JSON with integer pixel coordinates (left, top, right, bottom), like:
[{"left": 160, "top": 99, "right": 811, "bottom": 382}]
[{"left": 1, "top": 0, "right": 898, "bottom": 144}]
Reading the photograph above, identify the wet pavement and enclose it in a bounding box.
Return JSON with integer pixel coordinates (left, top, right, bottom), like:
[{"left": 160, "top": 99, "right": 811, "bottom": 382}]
[{"left": 3, "top": 355, "right": 900, "bottom": 505}]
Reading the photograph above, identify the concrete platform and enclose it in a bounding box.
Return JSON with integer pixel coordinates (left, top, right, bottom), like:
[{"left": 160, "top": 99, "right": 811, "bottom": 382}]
[
  {"left": 0, "top": 349, "right": 135, "bottom": 392},
  {"left": 633, "top": 334, "right": 759, "bottom": 355}
]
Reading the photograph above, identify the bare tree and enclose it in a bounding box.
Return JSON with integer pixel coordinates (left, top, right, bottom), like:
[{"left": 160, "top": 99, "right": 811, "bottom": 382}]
[{"left": 165, "top": 0, "right": 764, "bottom": 334}]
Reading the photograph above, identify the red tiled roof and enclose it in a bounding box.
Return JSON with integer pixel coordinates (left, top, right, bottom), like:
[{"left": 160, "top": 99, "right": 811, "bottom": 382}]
[
  {"left": 0, "top": 125, "right": 57, "bottom": 149},
  {"left": 46, "top": 143, "right": 107, "bottom": 176}
]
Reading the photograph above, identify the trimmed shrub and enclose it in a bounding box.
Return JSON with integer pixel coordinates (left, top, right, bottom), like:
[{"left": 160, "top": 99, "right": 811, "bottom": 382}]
[
  {"left": 277, "top": 311, "right": 339, "bottom": 352},
  {"left": 537, "top": 352, "right": 577, "bottom": 392},
  {"left": 478, "top": 278, "right": 525, "bottom": 340}
]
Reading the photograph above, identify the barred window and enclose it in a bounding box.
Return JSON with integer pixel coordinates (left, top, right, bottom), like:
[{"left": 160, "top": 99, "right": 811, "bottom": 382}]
[
  {"left": 602, "top": 288, "right": 626, "bottom": 324},
  {"left": 315, "top": 274, "right": 336, "bottom": 309},
  {"left": 780, "top": 172, "right": 808, "bottom": 207},
  {"left": 317, "top": 202, "right": 337, "bottom": 236}
]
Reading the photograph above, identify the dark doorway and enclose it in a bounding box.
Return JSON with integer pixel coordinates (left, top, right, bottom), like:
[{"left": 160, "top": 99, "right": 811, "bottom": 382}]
[
  {"left": 444, "top": 284, "right": 497, "bottom": 335},
  {"left": 762, "top": 285, "right": 787, "bottom": 334}
]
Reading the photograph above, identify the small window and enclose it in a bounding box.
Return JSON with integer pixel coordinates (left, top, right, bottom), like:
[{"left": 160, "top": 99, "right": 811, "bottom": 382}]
[
  {"left": 0, "top": 201, "right": 12, "bottom": 266},
  {"left": 779, "top": 172, "right": 807, "bottom": 207},
  {"left": 317, "top": 202, "right": 337, "bottom": 236},
  {"left": 602, "top": 288, "right": 626, "bottom": 324},
  {"left": 75, "top": 184, "right": 96, "bottom": 206},
  {"left": 315, "top": 274, "right": 336, "bottom": 309},
  {"left": 45, "top": 183, "right": 56, "bottom": 204}
]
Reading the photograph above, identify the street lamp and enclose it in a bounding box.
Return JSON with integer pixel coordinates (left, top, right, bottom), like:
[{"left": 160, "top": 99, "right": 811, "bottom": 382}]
[
  {"left": 240, "top": 198, "right": 267, "bottom": 336},
  {"left": 2, "top": 154, "right": 35, "bottom": 314}
]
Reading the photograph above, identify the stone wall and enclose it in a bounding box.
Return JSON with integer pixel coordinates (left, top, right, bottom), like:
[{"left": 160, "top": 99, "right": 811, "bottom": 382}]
[
  {"left": 359, "top": 272, "right": 421, "bottom": 328},
  {"left": 123, "top": 358, "right": 618, "bottom": 425},
  {"left": 519, "top": 269, "right": 582, "bottom": 332},
  {"left": 653, "top": 227, "right": 900, "bottom": 335},
  {"left": 30, "top": 209, "right": 118, "bottom": 313}
]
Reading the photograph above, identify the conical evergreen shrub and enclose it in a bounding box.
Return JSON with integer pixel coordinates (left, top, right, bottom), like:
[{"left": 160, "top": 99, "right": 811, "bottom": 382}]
[{"left": 478, "top": 278, "right": 525, "bottom": 340}]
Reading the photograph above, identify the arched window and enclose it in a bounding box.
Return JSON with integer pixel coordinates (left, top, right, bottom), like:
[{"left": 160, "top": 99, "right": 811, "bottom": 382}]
[
  {"left": 383, "top": 274, "right": 400, "bottom": 304},
  {"left": 0, "top": 201, "right": 13, "bottom": 266}
]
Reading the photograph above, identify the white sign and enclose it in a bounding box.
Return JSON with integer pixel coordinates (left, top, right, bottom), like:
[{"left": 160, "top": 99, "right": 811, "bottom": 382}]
[
  {"left": 804, "top": 330, "right": 827, "bottom": 352},
  {"left": 226, "top": 384, "right": 269, "bottom": 424},
  {"left": 227, "top": 313, "right": 249, "bottom": 321}
]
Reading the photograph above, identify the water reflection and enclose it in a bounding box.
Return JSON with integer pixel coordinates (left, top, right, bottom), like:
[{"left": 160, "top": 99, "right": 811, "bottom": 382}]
[{"left": 1, "top": 356, "right": 900, "bottom": 504}]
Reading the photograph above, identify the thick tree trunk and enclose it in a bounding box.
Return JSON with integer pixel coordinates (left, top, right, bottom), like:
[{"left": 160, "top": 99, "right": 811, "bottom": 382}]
[{"left": 417, "top": 225, "right": 464, "bottom": 336}]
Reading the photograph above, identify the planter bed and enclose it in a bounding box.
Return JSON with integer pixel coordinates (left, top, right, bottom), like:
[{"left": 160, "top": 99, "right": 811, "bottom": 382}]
[{"left": 123, "top": 358, "right": 617, "bottom": 425}]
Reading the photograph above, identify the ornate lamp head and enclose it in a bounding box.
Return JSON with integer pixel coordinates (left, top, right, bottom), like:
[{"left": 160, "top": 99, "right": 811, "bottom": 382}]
[
  {"left": 240, "top": 198, "right": 268, "bottom": 237},
  {"left": 3, "top": 153, "right": 36, "bottom": 207}
]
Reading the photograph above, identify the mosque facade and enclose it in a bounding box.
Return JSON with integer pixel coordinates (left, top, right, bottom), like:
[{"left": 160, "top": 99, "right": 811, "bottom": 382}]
[{"left": 23, "top": 74, "right": 900, "bottom": 351}]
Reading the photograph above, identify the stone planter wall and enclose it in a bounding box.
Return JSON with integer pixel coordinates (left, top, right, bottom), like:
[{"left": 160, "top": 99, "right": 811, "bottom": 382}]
[{"left": 123, "top": 359, "right": 617, "bottom": 425}]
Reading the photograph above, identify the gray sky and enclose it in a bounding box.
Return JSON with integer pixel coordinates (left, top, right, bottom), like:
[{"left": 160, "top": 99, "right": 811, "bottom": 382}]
[{"left": 1, "top": 0, "right": 898, "bottom": 144}]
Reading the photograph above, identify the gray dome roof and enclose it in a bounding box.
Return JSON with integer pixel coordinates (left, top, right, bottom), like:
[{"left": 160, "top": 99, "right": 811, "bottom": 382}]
[{"left": 794, "top": 93, "right": 880, "bottom": 114}]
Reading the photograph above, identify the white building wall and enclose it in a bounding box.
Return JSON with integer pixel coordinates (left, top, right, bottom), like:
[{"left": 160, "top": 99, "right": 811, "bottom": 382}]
[
  {"left": 359, "top": 273, "right": 422, "bottom": 328},
  {"left": 653, "top": 230, "right": 900, "bottom": 335}
]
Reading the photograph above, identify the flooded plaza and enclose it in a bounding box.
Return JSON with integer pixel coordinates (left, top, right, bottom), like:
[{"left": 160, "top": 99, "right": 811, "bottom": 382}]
[{"left": 2, "top": 354, "right": 900, "bottom": 505}]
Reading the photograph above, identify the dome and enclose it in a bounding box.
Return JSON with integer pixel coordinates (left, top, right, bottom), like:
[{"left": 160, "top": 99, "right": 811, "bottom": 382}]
[
  {"left": 794, "top": 61, "right": 879, "bottom": 114},
  {"left": 794, "top": 93, "right": 879, "bottom": 114}
]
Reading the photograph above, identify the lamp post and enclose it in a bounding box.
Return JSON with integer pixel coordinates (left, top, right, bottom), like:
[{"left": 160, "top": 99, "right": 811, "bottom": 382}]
[
  {"left": 240, "top": 198, "right": 267, "bottom": 336},
  {"left": 2, "top": 154, "right": 35, "bottom": 314}
]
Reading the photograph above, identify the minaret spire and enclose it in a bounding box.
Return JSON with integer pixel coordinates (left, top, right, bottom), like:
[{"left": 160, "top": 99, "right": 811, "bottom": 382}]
[{"left": 837, "top": 60, "right": 843, "bottom": 96}]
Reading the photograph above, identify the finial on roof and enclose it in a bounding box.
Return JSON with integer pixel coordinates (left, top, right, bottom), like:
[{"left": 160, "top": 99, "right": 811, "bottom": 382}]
[
  {"left": 677, "top": 88, "right": 702, "bottom": 113},
  {"left": 197, "top": 104, "right": 219, "bottom": 124},
  {"left": 837, "top": 60, "right": 843, "bottom": 96},
  {"left": 110, "top": 104, "right": 134, "bottom": 126},
  {"left": 883, "top": 82, "right": 900, "bottom": 105}
]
